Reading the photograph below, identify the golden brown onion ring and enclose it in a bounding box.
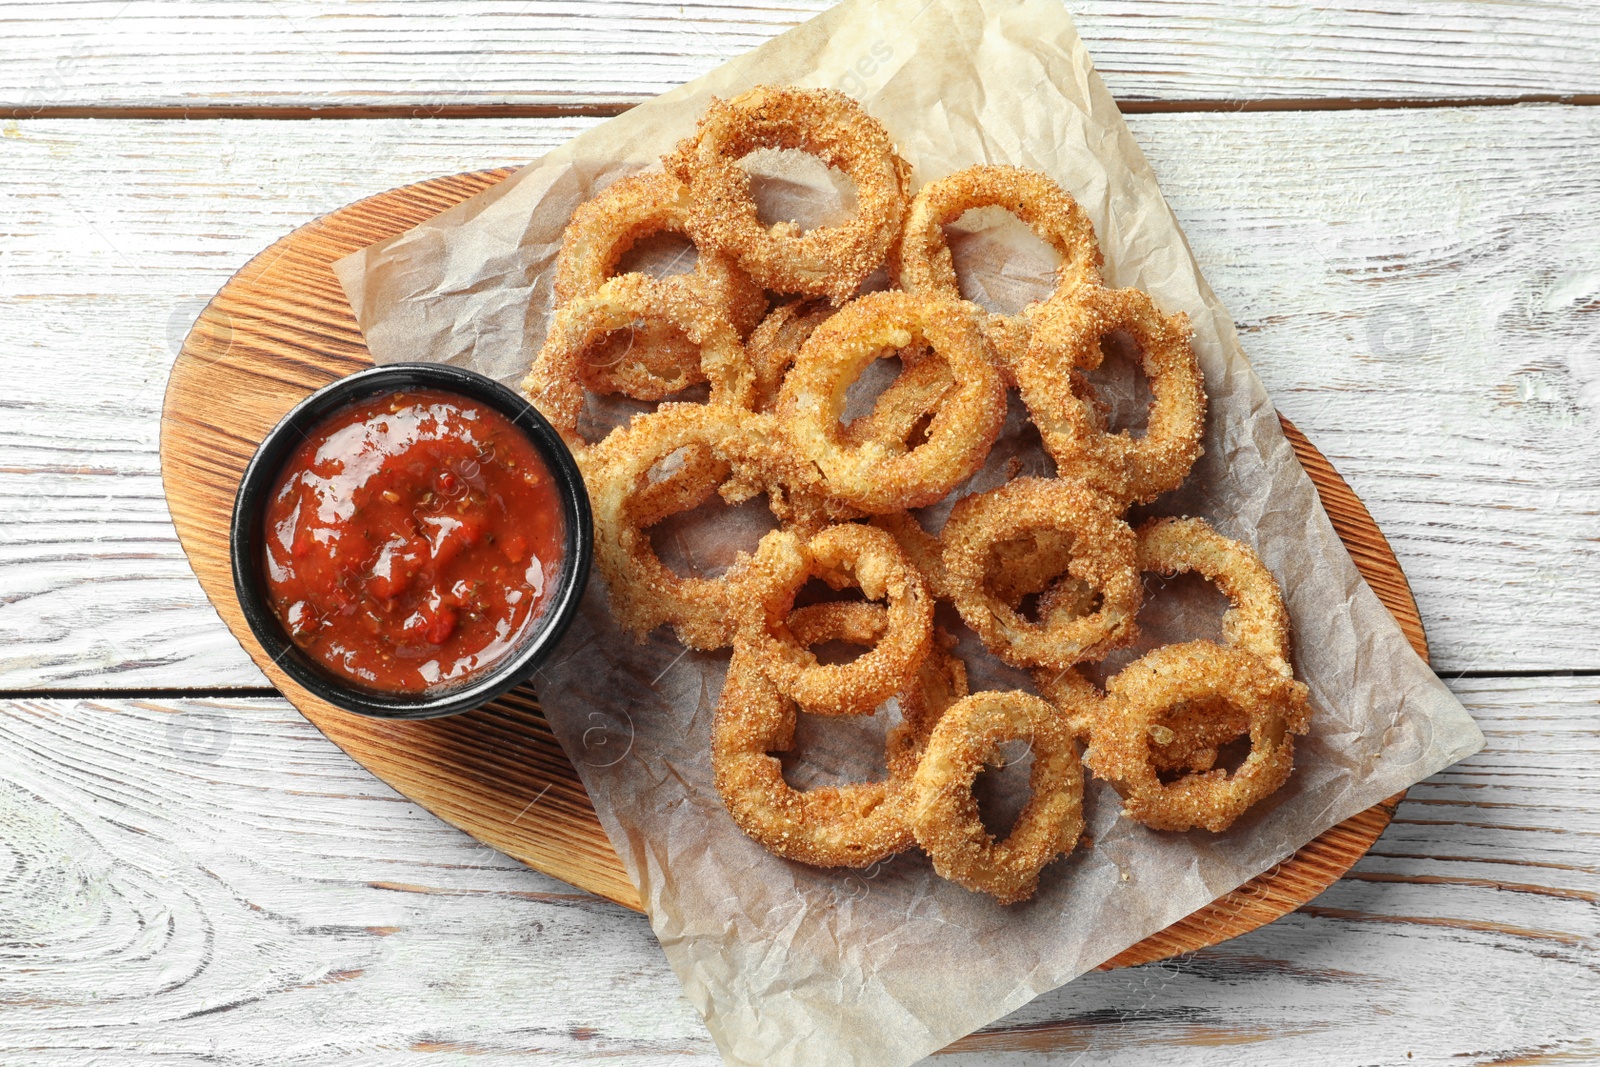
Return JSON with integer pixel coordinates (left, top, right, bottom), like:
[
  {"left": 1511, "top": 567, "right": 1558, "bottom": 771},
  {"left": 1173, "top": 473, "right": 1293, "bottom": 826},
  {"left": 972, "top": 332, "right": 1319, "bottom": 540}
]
[
  {"left": 941, "top": 477, "right": 1141, "bottom": 670},
  {"left": 781, "top": 291, "right": 1005, "bottom": 512},
  {"left": 873, "top": 515, "right": 1098, "bottom": 633},
  {"left": 870, "top": 511, "right": 950, "bottom": 601},
  {"left": 1013, "top": 285, "right": 1204, "bottom": 504},
  {"left": 747, "top": 297, "right": 836, "bottom": 411},
  {"left": 983, "top": 529, "right": 1102, "bottom": 621},
  {"left": 785, "top": 599, "right": 887, "bottom": 650},
  {"left": 712, "top": 614, "right": 966, "bottom": 868},
  {"left": 1137, "top": 516, "right": 1293, "bottom": 676},
  {"left": 664, "top": 86, "right": 911, "bottom": 303},
  {"left": 1143, "top": 698, "right": 1252, "bottom": 777},
  {"left": 620, "top": 439, "right": 727, "bottom": 530},
  {"left": 1086, "top": 641, "right": 1311, "bottom": 833},
  {"left": 738, "top": 523, "right": 934, "bottom": 717},
  {"left": 523, "top": 273, "right": 755, "bottom": 451},
  {"left": 840, "top": 353, "right": 955, "bottom": 454},
  {"left": 555, "top": 169, "right": 766, "bottom": 336},
  {"left": 575, "top": 319, "right": 709, "bottom": 403},
  {"left": 910, "top": 690, "right": 1085, "bottom": 904},
  {"left": 581, "top": 404, "right": 788, "bottom": 649},
  {"left": 1030, "top": 665, "right": 1103, "bottom": 739},
  {"left": 895, "top": 164, "right": 1104, "bottom": 368},
  {"left": 752, "top": 298, "right": 952, "bottom": 450}
]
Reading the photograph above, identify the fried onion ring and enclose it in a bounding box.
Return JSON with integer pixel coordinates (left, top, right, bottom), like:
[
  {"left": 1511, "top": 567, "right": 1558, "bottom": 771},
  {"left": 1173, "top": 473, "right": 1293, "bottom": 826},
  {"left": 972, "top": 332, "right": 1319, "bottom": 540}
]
[
  {"left": 910, "top": 690, "right": 1085, "bottom": 904},
  {"left": 1137, "top": 516, "right": 1293, "bottom": 676},
  {"left": 576, "top": 319, "right": 709, "bottom": 402},
  {"left": 619, "top": 439, "right": 727, "bottom": 530},
  {"left": 895, "top": 165, "right": 1104, "bottom": 367},
  {"left": 738, "top": 523, "right": 934, "bottom": 716},
  {"left": 747, "top": 297, "right": 836, "bottom": 411},
  {"left": 554, "top": 169, "right": 767, "bottom": 336},
  {"left": 875, "top": 514, "right": 1101, "bottom": 633},
  {"left": 983, "top": 529, "right": 1100, "bottom": 619},
  {"left": 523, "top": 273, "right": 755, "bottom": 450},
  {"left": 997, "top": 534, "right": 1105, "bottom": 643},
  {"left": 781, "top": 290, "right": 1005, "bottom": 512},
  {"left": 1013, "top": 285, "right": 1204, "bottom": 504},
  {"left": 581, "top": 404, "right": 788, "bottom": 649},
  {"left": 941, "top": 477, "right": 1141, "bottom": 670},
  {"left": 713, "top": 615, "right": 966, "bottom": 867},
  {"left": 1031, "top": 665, "right": 1104, "bottom": 739},
  {"left": 1086, "top": 641, "right": 1311, "bottom": 833},
  {"left": 840, "top": 352, "right": 955, "bottom": 453},
  {"left": 870, "top": 511, "right": 951, "bottom": 601},
  {"left": 786, "top": 599, "right": 887, "bottom": 650},
  {"left": 664, "top": 86, "right": 911, "bottom": 303},
  {"left": 1143, "top": 697, "right": 1252, "bottom": 777}
]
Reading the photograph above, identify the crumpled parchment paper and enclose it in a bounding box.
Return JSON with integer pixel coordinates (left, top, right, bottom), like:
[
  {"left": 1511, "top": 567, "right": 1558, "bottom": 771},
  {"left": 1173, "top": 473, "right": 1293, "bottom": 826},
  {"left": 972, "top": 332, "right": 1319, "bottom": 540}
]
[{"left": 332, "top": 1, "right": 1486, "bottom": 1063}]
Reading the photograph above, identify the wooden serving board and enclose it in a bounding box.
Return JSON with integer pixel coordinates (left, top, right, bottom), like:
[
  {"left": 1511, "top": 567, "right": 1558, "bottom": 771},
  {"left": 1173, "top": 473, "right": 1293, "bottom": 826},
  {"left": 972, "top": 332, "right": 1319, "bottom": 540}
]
[{"left": 160, "top": 169, "right": 1423, "bottom": 967}]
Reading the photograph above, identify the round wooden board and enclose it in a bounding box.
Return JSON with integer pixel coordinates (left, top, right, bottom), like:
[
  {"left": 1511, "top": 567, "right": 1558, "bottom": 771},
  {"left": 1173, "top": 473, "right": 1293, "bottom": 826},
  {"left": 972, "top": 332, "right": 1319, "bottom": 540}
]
[{"left": 160, "top": 168, "right": 1423, "bottom": 966}]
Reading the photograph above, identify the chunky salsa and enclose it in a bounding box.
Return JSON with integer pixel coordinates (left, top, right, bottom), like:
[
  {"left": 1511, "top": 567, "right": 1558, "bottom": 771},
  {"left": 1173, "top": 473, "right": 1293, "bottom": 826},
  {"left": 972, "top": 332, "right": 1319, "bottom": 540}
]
[{"left": 263, "top": 388, "right": 565, "bottom": 694}]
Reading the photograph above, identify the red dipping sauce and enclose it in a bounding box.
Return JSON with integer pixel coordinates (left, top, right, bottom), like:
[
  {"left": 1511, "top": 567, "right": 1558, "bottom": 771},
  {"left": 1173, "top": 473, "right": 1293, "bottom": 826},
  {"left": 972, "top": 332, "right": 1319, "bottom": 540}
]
[{"left": 263, "top": 388, "right": 565, "bottom": 694}]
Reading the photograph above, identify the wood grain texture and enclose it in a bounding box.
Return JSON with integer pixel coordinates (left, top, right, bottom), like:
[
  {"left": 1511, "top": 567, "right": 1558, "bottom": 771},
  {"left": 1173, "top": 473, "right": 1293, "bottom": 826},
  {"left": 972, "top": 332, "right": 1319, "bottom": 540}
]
[
  {"left": 2, "top": 5, "right": 1594, "bottom": 1060},
  {"left": 161, "top": 167, "right": 639, "bottom": 911},
  {"left": 158, "top": 167, "right": 1422, "bottom": 961},
  {"left": 3, "top": 106, "right": 1597, "bottom": 686},
  {"left": 2, "top": 0, "right": 1598, "bottom": 112},
  {"left": 0, "top": 118, "right": 600, "bottom": 690},
  {"left": 1, "top": 677, "right": 1591, "bottom": 1064}
]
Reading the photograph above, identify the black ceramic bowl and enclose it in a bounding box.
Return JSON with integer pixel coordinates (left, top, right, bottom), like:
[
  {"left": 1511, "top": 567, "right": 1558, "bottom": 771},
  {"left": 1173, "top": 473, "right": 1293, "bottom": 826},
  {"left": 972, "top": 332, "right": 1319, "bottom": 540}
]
[{"left": 231, "top": 362, "right": 593, "bottom": 719}]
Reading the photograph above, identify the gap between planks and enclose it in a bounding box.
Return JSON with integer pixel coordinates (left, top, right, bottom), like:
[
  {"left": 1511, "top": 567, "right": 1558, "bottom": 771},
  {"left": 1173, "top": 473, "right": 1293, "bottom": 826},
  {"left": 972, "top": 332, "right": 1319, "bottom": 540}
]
[
  {"left": 7, "top": 93, "right": 1600, "bottom": 122},
  {"left": 10, "top": 666, "right": 1594, "bottom": 702}
]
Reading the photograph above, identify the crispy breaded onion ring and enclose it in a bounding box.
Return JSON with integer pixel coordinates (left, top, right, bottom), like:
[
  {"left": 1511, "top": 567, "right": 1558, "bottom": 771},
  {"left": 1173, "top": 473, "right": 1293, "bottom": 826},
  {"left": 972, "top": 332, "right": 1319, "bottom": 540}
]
[
  {"left": 895, "top": 165, "right": 1104, "bottom": 367},
  {"left": 581, "top": 404, "right": 787, "bottom": 649},
  {"left": 1143, "top": 697, "right": 1252, "bottom": 778},
  {"left": 554, "top": 169, "right": 767, "bottom": 337},
  {"left": 1031, "top": 665, "right": 1103, "bottom": 739},
  {"left": 1137, "top": 516, "right": 1293, "bottom": 676},
  {"left": 713, "top": 614, "right": 966, "bottom": 867},
  {"left": 786, "top": 599, "right": 887, "bottom": 650},
  {"left": 747, "top": 297, "right": 836, "bottom": 411},
  {"left": 870, "top": 511, "right": 950, "bottom": 601},
  {"left": 1125, "top": 517, "right": 1295, "bottom": 775},
  {"left": 739, "top": 523, "right": 933, "bottom": 717},
  {"left": 523, "top": 273, "right": 754, "bottom": 450},
  {"left": 751, "top": 297, "right": 954, "bottom": 450},
  {"left": 575, "top": 320, "right": 708, "bottom": 403},
  {"left": 619, "top": 439, "right": 727, "bottom": 530},
  {"left": 983, "top": 529, "right": 1103, "bottom": 629},
  {"left": 664, "top": 86, "right": 911, "bottom": 303},
  {"left": 873, "top": 514, "right": 1100, "bottom": 635},
  {"left": 1087, "top": 641, "right": 1311, "bottom": 833},
  {"left": 781, "top": 291, "right": 1005, "bottom": 512},
  {"left": 840, "top": 352, "right": 954, "bottom": 453},
  {"left": 1013, "top": 285, "right": 1204, "bottom": 504},
  {"left": 941, "top": 477, "right": 1141, "bottom": 670},
  {"left": 910, "top": 690, "right": 1085, "bottom": 904}
]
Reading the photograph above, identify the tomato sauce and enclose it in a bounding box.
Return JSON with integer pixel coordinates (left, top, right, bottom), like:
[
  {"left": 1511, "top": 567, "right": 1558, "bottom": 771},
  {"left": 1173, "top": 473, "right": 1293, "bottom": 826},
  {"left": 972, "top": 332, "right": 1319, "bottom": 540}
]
[{"left": 263, "top": 388, "right": 565, "bottom": 694}]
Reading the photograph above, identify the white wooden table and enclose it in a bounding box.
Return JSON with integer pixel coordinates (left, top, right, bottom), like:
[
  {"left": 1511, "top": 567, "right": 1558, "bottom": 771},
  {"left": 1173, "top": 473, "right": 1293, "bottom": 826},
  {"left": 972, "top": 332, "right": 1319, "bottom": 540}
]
[{"left": 2, "top": 3, "right": 1597, "bottom": 1062}]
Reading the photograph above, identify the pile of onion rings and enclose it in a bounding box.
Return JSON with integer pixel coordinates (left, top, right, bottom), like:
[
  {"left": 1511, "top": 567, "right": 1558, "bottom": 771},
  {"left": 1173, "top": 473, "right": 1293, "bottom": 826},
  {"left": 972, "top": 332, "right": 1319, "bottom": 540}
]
[{"left": 522, "top": 87, "right": 1310, "bottom": 902}]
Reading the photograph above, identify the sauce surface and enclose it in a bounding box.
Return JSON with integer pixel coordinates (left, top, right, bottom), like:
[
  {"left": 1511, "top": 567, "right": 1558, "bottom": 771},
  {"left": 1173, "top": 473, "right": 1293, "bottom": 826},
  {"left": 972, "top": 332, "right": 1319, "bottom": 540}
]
[{"left": 263, "top": 388, "right": 565, "bottom": 694}]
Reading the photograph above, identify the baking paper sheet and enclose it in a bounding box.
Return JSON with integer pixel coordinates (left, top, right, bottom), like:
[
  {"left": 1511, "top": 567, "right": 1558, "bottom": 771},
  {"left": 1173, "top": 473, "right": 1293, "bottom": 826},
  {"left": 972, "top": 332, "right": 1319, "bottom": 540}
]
[{"left": 333, "top": 2, "right": 1486, "bottom": 1063}]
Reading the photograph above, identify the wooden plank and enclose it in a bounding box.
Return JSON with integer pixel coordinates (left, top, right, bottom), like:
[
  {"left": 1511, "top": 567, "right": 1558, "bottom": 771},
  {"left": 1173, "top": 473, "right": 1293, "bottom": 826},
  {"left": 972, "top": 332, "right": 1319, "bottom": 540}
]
[
  {"left": 0, "top": 676, "right": 1591, "bottom": 1061},
  {"left": 1, "top": 0, "right": 1598, "bottom": 113},
  {"left": 0, "top": 117, "right": 600, "bottom": 689},
  {"left": 1, "top": 106, "right": 1596, "bottom": 687},
  {"left": 1136, "top": 106, "right": 1600, "bottom": 679}
]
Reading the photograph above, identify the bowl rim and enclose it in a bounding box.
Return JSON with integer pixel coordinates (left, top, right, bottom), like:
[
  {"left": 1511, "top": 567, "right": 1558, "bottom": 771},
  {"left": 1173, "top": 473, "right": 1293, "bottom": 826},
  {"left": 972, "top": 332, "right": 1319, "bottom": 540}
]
[{"left": 230, "top": 362, "right": 593, "bottom": 719}]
